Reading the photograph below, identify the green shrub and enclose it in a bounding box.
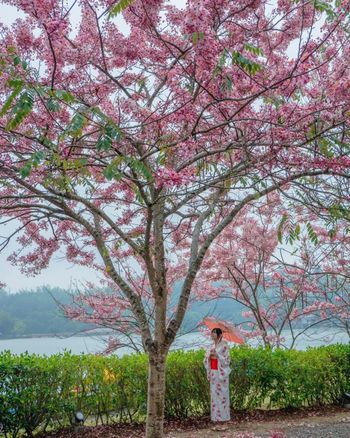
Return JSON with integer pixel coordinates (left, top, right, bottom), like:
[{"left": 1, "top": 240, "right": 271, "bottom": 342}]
[
  {"left": 165, "top": 349, "right": 209, "bottom": 418},
  {"left": 0, "top": 351, "right": 74, "bottom": 437},
  {"left": 0, "top": 344, "right": 349, "bottom": 436},
  {"left": 229, "top": 345, "right": 350, "bottom": 410}
]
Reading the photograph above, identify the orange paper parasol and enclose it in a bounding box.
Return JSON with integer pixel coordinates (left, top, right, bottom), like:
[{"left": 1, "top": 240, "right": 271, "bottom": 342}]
[{"left": 203, "top": 317, "right": 245, "bottom": 344}]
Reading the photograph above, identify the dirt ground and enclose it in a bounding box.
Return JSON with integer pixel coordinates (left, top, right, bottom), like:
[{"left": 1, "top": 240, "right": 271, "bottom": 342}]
[
  {"left": 165, "top": 408, "right": 350, "bottom": 438},
  {"left": 38, "top": 406, "right": 350, "bottom": 438}
]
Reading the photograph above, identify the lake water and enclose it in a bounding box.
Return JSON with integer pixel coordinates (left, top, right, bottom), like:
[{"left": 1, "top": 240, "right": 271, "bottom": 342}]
[
  {"left": 0, "top": 332, "right": 208, "bottom": 356},
  {"left": 0, "top": 329, "right": 348, "bottom": 356}
]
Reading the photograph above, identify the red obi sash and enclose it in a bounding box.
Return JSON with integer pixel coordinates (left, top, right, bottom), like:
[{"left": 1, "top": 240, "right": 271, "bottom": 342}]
[{"left": 210, "top": 357, "right": 218, "bottom": 370}]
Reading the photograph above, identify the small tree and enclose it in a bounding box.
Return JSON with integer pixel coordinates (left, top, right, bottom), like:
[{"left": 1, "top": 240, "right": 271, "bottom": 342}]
[
  {"left": 1, "top": 1, "right": 350, "bottom": 436},
  {"left": 279, "top": 169, "right": 350, "bottom": 338},
  {"left": 194, "top": 198, "right": 336, "bottom": 348}
]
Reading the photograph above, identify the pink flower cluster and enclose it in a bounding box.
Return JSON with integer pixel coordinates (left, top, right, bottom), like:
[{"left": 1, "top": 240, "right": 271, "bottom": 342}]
[{"left": 155, "top": 167, "right": 195, "bottom": 188}]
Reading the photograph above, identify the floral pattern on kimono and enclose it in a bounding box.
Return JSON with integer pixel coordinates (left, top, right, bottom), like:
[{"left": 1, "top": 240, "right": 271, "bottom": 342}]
[{"left": 204, "top": 339, "right": 231, "bottom": 422}]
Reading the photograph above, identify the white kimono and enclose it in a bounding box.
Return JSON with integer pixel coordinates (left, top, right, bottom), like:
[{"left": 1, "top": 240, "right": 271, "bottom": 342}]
[{"left": 204, "top": 339, "right": 231, "bottom": 422}]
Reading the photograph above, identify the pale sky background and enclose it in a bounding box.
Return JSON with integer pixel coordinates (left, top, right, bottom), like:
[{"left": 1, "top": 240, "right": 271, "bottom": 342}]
[{"left": 0, "top": 0, "right": 320, "bottom": 292}]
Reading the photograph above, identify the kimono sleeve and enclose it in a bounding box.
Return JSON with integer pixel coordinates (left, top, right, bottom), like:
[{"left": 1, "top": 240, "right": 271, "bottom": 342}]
[
  {"left": 217, "top": 341, "right": 231, "bottom": 381},
  {"left": 203, "top": 346, "right": 211, "bottom": 379}
]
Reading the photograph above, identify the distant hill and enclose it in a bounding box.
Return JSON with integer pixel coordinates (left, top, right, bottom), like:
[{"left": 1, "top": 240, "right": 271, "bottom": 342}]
[
  {"left": 0, "top": 286, "right": 244, "bottom": 338},
  {"left": 0, "top": 287, "right": 94, "bottom": 338},
  {"left": 170, "top": 282, "right": 245, "bottom": 334}
]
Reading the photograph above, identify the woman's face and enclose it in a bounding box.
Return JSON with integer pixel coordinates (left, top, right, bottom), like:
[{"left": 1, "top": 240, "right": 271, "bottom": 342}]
[{"left": 211, "top": 331, "right": 219, "bottom": 341}]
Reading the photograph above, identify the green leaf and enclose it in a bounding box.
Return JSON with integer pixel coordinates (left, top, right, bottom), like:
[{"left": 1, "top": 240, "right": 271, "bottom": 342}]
[
  {"left": 19, "top": 162, "right": 32, "bottom": 178},
  {"left": 134, "top": 186, "right": 144, "bottom": 204},
  {"left": 32, "top": 151, "right": 45, "bottom": 167},
  {"left": 223, "top": 75, "right": 233, "bottom": 91},
  {"left": 6, "top": 90, "right": 34, "bottom": 130},
  {"left": 47, "top": 98, "right": 60, "bottom": 112},
  {"left": 103, "top": 156, "right": 125, "bottom": 180},
  {"left": 73, "top": 158, "right": 88, "bottom": 169},
  {"left": 96, "top": 135, "right": 111, "bottom": 152},
  {"left": 13, "top": 56, "right": 20, "bottom": 66},
  {"left": 313, "top": 0, "right": 336, "bottom": 20},
  {"left": 213, "top": 49, "right": 229, "bottom": 77},
  {"left": 328, "top": 228, "right": 337, "bottom": 239},
  {"left": 0, "top": 84, "right": 23, "bottom": 117},
  {"left": 244, "top": 43, "right": 264, "bottom": 56},
  {"left": 157, "top": 150, "right": 167, "bottom": 165},
  {"left": 54, "top": 89, "right": 75, "bottom": 104},
  {"left": 232, "top": 51, "right": 262, "bottom": 75},
  {"left": 263, "top": 95, "right": 285, "bottom": 109},
  {"left": 7, "top": 79, "right": 25, "bottom": 90},
  {"left": 105, "top": 123, "right": 121, "bottom": 141},
  {"left": 192, "top": 32, "right": 198, "bottom": 45},
  {"left": 220, "top": 74, "right": 234, "bottom": 92},
  {"left": 319, "top": 138, "right": 334, "bottom": 158},
  {"left": 185, "top": 78, "right": 196, "bottom": 95},
  {"left": 137, "top": 79, "right": 146, "bottom": 94},
  {"left": 39, "top": 135, "right": 55, "bottom": 149},
  {"left": 96, "top": 122, "right": 122, "bottom": 151},
  {"left": 19, "top": 151, "right": 45, "bottom": 178},
  {"left": 306, "top": 222, "right": 319, "bottom": 245},
  {"left": 307, "top": 123, "right": 316, "bottom": 140},
  {"left": 328, "top": 203, "right": 348, "bottom": 220},
  {"left": 103, "top": 165, "right": 115, "bottom": 180},
  {"left": 65, "top": 112, "right": 87, "bottom": 138},
  {"left": 128, "top": 157, "right": 153, "bottom": 181},
  {"left": 277, "top": 214, "right": 288, "bottom": 244},
  {"left": 103, "top": 160, "right": 123, "bottom": 181},
  {"left": 108, "top": 0, "right": 135, "bottom": 18}
]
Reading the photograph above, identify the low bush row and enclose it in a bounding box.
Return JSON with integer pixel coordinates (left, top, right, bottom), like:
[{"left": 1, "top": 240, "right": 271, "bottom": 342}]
[{"left": 0, "top": 344, "right": 349, "bottom": 436}]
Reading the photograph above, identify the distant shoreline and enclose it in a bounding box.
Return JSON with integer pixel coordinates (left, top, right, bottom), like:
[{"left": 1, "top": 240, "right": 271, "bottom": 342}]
[{"left": 0, "top": 329, "right": 114, "bottom": 340}]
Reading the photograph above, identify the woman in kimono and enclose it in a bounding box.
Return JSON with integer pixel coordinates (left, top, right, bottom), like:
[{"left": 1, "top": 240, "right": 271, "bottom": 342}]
[{"left": 204, "top": 328, "right": 231, "bottom": 427}]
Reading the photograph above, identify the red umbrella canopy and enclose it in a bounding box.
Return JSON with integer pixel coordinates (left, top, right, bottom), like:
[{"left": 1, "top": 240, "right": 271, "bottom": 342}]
[{"left": 203, "top": 317, "right": 245, "bottom": 344}]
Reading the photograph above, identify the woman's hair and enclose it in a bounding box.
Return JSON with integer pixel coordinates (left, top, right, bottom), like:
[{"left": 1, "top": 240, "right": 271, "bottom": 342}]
[{"left": 211, "top": 327, "right": 223, "bottom": 337}]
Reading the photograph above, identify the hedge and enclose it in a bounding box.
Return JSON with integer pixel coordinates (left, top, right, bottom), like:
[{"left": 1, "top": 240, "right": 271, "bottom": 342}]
[{"left": 0, "top": 344, "right": 349, "bottom": 437}]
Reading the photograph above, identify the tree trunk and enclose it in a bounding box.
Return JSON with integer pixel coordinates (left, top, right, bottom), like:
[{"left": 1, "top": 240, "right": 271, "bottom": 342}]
[{"left": 145, "top": 352, "right": 167, "bottom": 438}]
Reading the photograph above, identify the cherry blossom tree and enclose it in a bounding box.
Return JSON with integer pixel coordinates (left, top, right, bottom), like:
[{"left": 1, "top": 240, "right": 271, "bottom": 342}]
[
  {"left": 323, "top": 275, "right": 350, "bottom": 337},
  {"left": 198, "top": 198, "right": 350, "bottom": 348},
  {"left": 275, "top": 183, "right": 350, "bottom": 339},
  {"left": 1, "top": 0, "right": 350, "bottom": 436},
  {"left": 300, "top": 224, "right": 350, "bottom": 337}
]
